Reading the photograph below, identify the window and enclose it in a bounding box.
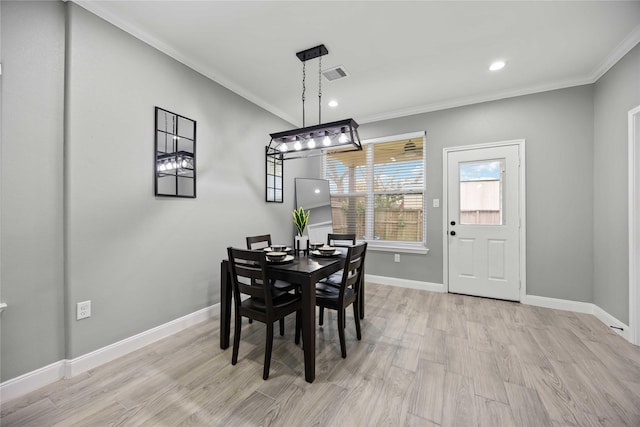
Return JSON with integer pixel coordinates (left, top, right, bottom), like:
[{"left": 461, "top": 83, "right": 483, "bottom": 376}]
[
  {"left": 459, "top": 160, "right": 503, "bottom": 225},
  {"left": 324, "top": 132, "right": 426, "bottom": 250}
]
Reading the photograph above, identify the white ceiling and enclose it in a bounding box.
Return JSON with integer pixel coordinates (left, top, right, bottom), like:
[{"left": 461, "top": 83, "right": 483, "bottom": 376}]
[{"left": 75, "top": 1, "right": 640, "bottom": 127}]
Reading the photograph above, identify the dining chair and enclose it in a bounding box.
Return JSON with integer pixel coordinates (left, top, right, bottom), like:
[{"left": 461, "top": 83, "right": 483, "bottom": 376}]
[
  {"left": 319, "top": 232, "right": 358, "bottom": 325},
  {"left": 227, "top": 247, "right": 301, "bottom": 380},
  {"left": 315, "top": 242, "right": 367, "bottom": 358},
  {"left": 246, "top": 234, "right": 299, "bottom": 335}
]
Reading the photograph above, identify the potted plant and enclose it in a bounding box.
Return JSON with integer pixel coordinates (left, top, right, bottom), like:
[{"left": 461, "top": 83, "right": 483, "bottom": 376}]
[{"left": 293, "top": 206, "right": 310, "bottom": 253}]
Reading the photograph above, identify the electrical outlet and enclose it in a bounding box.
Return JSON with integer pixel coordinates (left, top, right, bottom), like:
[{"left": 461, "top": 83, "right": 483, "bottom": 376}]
[
  {"left": 394, "top": 254, "right": 400, "bottom": 263},
  {"left": 433, "top": 198, "right": 440, "bottom": 208},
  {"left": 77, "top": 300, "right": 91, "bottom": 320}
]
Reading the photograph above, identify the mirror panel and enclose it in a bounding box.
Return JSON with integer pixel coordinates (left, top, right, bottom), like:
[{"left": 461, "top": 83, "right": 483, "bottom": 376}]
[
  {"left": 295, "top": 178, "right": 332, "bottom": 243},
  {"left": 155, "top": 107, "right": 196, "bottom": 198}
]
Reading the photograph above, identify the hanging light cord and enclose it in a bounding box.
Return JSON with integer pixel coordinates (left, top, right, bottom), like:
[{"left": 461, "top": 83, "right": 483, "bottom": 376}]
[
  {"left": 318, "top": 54, "right": 322, "bottom": 125},
  {"left": 302, "top": 61, "right": 306, "bottom": 127}
]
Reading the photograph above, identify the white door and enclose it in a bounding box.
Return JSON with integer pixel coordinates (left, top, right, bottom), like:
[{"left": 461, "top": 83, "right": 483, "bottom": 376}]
[{"left": 446, "top": 144, "right": 522, "bottom": 301}]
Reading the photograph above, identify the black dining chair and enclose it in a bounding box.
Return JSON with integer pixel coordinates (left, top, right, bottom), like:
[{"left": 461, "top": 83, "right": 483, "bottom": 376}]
[
  {"left": 227, "top": 247, "right": 301, "bottom": 380},
  {"left": 318, "top": 232, "right": 358, "bottom": 325},
  {"left": 246, "top": 234, "right": 299, "bottom": 336},
  {"left": 315, "top": 242, "right": 367, "bottom": 358}
]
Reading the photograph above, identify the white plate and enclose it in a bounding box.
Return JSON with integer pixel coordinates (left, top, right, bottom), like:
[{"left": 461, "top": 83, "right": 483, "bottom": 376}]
[
  {"left": 267, "top": 254, "right": 294, "bottom": 264},
  {"left": 311, "top": 250, "right": 341, "bottom": 257},
  {"left": 263, "top": 247, "right": 291, "bottom": 252}
]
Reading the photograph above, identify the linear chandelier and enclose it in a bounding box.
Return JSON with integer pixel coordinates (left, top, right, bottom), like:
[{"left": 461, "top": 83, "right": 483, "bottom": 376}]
[{"left": 267, "top": 44, "right": 362, "bottom": 160}]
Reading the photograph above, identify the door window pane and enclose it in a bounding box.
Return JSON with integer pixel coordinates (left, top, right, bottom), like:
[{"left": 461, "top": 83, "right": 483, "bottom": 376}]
[{"left": 459, "top": 160, "right": 503, "bottom": 225}]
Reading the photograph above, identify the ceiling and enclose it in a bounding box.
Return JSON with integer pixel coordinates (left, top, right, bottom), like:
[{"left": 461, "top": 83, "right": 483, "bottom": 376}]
[{"left": 75, "top": 1, "right": 640, "bottom": 127}]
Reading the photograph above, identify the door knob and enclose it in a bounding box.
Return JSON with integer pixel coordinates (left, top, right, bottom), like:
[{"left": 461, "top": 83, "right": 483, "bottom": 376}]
[{"left": 450, "top": 231, "right": 456, "bottom": 236}]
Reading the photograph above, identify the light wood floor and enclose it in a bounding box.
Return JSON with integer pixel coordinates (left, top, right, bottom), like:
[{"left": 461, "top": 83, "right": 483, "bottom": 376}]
[{"left": 2, "top": 282, "right": 640, "bottom": 426}]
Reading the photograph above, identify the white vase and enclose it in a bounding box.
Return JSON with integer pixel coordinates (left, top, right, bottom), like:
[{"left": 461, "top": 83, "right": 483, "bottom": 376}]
[{"left": 295, "top": 234, "right": 309, "bottom": 254}]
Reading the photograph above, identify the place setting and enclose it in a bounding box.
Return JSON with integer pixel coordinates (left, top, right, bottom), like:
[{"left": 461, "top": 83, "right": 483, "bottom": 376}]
[
  {"left": 265, "top": 250, "right": 294, "bottom": 264},
  {"left": 309, "top": 243, "right": 341, "bottom": 257}
]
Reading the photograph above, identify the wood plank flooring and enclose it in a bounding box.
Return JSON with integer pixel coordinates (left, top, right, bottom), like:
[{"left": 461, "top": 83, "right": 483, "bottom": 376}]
[{"left": 2, "top": 282, "right": 640, "bottom": 426}]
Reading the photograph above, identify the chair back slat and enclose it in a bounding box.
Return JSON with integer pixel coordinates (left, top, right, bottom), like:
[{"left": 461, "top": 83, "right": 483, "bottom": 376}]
[
  {"left": 327, "top": 233, "right": 356, "bottom": 247},
  {"left": 246, "top": 234, "right": 272, "bottom": 250}
]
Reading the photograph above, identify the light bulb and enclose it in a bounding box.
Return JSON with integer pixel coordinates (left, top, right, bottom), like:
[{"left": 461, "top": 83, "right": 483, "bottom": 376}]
[
  {"left": 181, "top": 160, "right": 188, "bottom": 168},
  {"left": 323, "top": 136, "right": 331, "bottom": 146},
  {"left": 294, "top": 140, "right": 302, "bottom": 150},
  {"left": 339, "top": 132, "right": 348, "bottom": 143},
  {"left": 159, "top": 163, "right": 166, "bottom": 172},
  {"left": 307, "top": 138, "right": 316, "bottom": 149},
  {"left": 171, "top": 160, "right": 177, "bottom": 169},
  {"left": 279, "top": 143, "right": 288, "bottom": 152}
]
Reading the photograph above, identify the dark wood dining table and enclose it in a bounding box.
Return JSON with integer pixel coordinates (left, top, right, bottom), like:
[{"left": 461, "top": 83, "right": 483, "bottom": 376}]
[{"left": 220, "top": 250, "right": 357, "bottom": 383}]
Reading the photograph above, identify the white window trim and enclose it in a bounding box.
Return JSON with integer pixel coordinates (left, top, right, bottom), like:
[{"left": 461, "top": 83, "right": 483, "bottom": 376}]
[{"left": 323, "top": 131, "right": 427, "bottom": 254}]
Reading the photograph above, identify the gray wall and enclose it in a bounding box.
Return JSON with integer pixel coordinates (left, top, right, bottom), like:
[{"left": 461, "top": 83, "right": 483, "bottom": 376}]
[
  {"left": 1, "top": 1, "right": 310, "bottom": 381},
  {"left": 1, "top": 1, "right": 67, "bottom": 382},
  {"left": 593, "top": 43, "right": 640, "bottom": 324},
  {"left": 355, "top": 86, "right": 596, "bottom": 304}
]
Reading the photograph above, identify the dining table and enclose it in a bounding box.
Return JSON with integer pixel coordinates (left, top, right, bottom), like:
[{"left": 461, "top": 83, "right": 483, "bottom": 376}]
[{"left": 219, "top": 248, "right": 363, "bottom": 383}]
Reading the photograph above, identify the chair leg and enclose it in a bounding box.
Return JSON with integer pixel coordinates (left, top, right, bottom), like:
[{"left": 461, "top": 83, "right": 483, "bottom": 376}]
[
  {"left": 319, "top": 307, "right": 324, "bottom": 325},
  {"left": 343, "top": 309, "right": 346, "bottom": 328},
  {"left": 338, "top": 308, "right": 347, "bottom": 358},
  {"left": 232, "top": 312, "right": 242, "bottom": 365},
  {"left": 279, "top": 318, "right": 285, "bottom": 336},
  {"left": 294, "top": 311, "right": 301, "bottom": 345},
  {"left": 249, "top": 318, "right": 253, "bottom": 324},
  {"left": 353, "top": 303, "right": 362, "bottom": 340},
  {"left": 264, "top": 322, "right": 274, "bottom": 380}
]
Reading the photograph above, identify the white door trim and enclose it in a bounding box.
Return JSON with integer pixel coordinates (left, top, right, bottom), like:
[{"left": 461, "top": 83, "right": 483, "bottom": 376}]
[
  {"left": 629, "top": 105, "right": 640, "bottom": 345},
  {"left": 442, "top": 139, "right": 527, "bottom": 301}
]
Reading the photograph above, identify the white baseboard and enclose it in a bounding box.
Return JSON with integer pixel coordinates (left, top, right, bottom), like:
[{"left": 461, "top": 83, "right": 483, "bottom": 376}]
[
  {"left": 592, "top": 304, "right": 631, "bottom": 341},
  {"left": 0, "top": 304, "right": 218, "bottom": 404},
  {"left": 523, "top": 295, "right": 631, "bottom": 341},
  {"left": 522, "top": 294, "right": 594, "bottom": 314},
  {"left": 0, "top": 360, "right": 66, "bottom": 404},
  {"left": 365, "top": 274, "right": 445, "bottom": 293}
]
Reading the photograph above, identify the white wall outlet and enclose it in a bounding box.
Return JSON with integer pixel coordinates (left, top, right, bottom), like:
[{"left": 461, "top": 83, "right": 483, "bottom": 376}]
[
  {"left": 433, "top": 198, "right": 440, "bottom": 208},
  {"left": 394, "top": 253, "right": 400, "bottom": 263},
  {"left": 77, "top": 300, "right": 91, "bottom": 320}
]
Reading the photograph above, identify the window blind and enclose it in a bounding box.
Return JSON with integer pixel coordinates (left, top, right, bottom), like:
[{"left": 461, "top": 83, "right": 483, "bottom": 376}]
[{"left": 324, "top": 137, "right": 425, "bottom": 243}]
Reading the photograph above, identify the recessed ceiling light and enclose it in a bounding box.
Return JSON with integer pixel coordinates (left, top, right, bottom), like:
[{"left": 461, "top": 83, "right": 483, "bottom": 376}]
[
  {"left": 328, "top": 100, "right": 339, "bottom": 108},
  {"left": 489, "top": 60, "right": 506, "bottom": 71}
]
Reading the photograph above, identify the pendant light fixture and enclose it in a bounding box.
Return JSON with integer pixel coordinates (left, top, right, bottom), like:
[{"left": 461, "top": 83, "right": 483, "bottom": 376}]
[{"left": 266, "top": 44, "right": 362, "bottom": 160}]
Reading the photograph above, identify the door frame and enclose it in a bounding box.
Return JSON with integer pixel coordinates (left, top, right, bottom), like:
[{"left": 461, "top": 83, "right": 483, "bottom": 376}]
[
  {"left": 443, "top": 139, "right": 527, "bottom": 301},
  {"left": 629, "top": 105, "right": 640, "bottom": 345}
]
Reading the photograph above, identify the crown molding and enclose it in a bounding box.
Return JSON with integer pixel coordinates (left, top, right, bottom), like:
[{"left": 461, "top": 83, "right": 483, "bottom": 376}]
[
  {"left": 356, "top": 76, "right": 594, "bottom": 124},
  {"left": 590, "top": 23, "right": 640, "bottom": 82}
]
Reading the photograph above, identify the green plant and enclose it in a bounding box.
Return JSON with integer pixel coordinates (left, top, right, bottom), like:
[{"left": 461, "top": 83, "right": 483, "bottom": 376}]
[{"left": 292, "top": 206, "right": 310, "bottom": 236}]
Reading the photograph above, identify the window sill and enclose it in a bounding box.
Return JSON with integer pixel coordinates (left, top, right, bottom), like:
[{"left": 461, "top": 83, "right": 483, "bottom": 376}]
[{"left": 365, "top": 242, "right": 429, "bottom": 255}]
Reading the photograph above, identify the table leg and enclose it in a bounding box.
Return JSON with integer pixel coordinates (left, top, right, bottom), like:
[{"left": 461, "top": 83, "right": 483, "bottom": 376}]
[
  {"left": 301, "top": 278, "right": 316, "bottom": 383},
  {"left": 359, "top": 283, "right": 365, "bottom": 319},
  {"left": 220, "top": 260, "right": 231, "bottom": 349},
  {"left": 359, "top": 264, "right": 365, "bottom": 319}
]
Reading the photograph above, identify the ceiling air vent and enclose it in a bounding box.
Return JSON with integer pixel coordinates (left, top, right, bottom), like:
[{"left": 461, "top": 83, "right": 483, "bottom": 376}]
[{"left": 322, "top": 66, "right": 349, "bottom": 82}]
